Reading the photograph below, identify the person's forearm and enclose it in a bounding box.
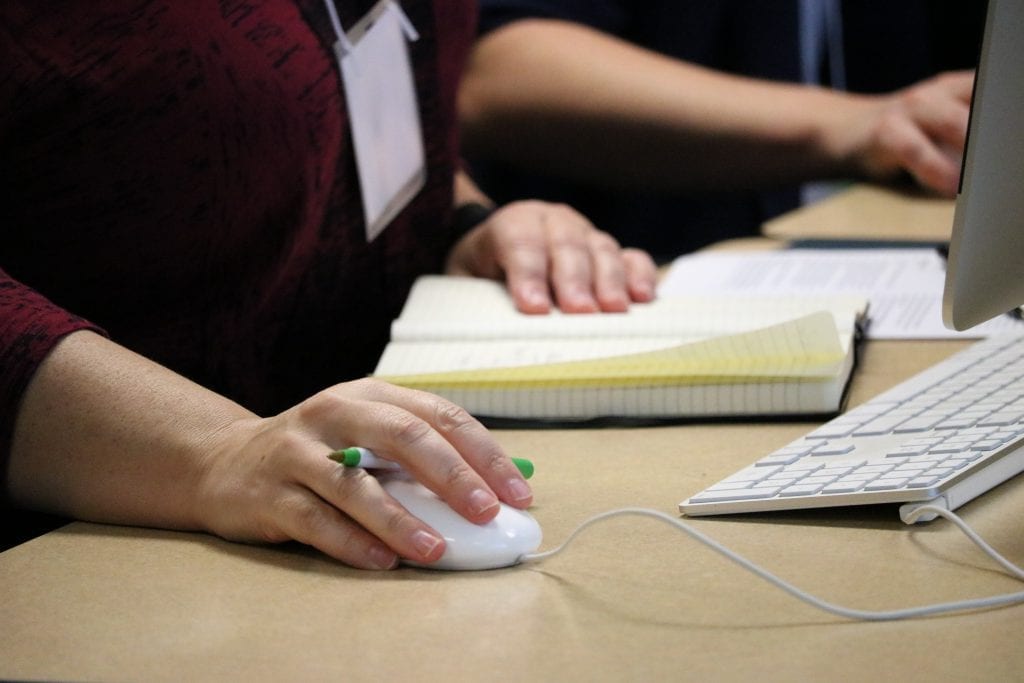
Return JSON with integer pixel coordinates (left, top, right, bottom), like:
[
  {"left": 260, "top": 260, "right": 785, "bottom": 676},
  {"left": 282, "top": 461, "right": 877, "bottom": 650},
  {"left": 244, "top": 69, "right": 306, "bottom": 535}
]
[
  {"left": 7, "top": 330, "right": 254, "bottom": 530},
  {"left": 460, "top": 19, "right": 877, "bottom": 192}
]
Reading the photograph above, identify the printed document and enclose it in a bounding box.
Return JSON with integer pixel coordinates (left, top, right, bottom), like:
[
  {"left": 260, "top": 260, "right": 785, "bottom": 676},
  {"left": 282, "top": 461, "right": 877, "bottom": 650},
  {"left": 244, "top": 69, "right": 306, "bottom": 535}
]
[{"left": 659, "top": 248, "right": 1024, "bottom": 339}]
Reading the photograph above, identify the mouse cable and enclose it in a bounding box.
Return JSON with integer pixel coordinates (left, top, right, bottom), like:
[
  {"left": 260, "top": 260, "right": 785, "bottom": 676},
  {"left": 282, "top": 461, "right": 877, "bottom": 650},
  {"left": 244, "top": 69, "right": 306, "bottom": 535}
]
[{"left": 519, "top": 505, "right": 1024, "bottom": 621}]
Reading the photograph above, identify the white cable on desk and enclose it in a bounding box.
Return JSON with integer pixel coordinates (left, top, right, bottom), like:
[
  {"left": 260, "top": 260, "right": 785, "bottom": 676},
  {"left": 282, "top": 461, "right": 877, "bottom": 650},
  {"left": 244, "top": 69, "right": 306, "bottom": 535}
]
[{"left": 520, "top": 506, "right": 1024, "bottom": 621}]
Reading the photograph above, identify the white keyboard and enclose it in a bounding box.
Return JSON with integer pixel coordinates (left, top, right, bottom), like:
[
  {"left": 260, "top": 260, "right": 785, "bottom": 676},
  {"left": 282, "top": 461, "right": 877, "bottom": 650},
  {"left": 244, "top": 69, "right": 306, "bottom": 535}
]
[{"left": 680, "top": 334, "right": 1024, "bottom": 522}]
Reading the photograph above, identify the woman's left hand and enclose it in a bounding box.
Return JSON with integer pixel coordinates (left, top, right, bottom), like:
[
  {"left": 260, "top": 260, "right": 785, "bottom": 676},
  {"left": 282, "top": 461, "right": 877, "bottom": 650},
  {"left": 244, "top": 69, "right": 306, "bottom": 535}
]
[{"left": 445, "top": 200, "right": 657, "bottom": 313}]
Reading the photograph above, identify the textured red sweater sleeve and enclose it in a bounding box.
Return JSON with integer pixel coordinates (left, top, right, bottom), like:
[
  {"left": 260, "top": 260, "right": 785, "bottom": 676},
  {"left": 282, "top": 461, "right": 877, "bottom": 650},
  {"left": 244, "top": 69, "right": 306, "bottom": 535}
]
[{"left": 0, "top": 270, "right": 105, "bottom": 480}]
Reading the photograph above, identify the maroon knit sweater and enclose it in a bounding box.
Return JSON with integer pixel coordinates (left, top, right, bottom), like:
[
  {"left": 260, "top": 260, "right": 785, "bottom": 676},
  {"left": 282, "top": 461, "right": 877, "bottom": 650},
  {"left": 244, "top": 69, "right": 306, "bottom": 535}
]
[{"left": 0, "top": 1, "right": 474, "bottom": 482}]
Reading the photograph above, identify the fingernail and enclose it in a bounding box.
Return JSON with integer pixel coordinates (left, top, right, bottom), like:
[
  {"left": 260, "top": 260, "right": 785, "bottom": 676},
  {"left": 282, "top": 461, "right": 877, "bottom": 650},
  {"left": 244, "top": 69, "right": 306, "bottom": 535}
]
[
  {"left": 506, "top": 478, "right": 533, "bottom": 504},
  {"left": 523, "top": 285, "right": 549, "bottom": 310},
  {"left": 602, "top": 293, "right": 629, "bottom": 312},
  {"left": 570, "top": 287, "right": 598, "bottom": 311},
  {"left": 369, "top": 545, "right": 398, "bottom": 570},
  {"left": 411, "top": 530, "right": 443, "bottom": 559},
  {"left": 468, "top": 488, "right": 499, "bottom": 516}
]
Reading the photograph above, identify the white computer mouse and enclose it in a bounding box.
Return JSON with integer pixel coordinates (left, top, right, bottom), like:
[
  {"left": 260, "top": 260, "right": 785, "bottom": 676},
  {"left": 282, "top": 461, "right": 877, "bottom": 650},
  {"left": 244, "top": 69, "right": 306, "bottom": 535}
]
[{"left": 380, "top": 474, "right": 542, "bottom": 571}]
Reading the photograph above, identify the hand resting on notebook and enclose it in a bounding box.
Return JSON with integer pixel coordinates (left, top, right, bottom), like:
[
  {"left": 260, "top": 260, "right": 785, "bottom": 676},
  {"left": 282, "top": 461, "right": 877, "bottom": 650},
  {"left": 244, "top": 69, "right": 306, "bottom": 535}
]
[{"left": 446, "top": 199, "right": 657, "bottom": 314}]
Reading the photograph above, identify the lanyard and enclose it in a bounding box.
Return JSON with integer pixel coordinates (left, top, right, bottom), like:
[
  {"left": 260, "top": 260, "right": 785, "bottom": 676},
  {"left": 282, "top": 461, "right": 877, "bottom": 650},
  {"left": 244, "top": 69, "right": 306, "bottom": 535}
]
[{"left": 321, "top": 0, "right": 419, "bottom": 59}]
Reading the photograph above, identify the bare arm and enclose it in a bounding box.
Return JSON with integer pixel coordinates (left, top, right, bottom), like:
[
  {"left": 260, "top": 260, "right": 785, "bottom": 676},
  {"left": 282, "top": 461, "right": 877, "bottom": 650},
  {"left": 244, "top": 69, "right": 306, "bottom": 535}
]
[
  {"left": 460, "top": 19, "right": 971, "bottom": 195},
  {"left": 8, "top": 330, "right": 533, "bottom": 569}
]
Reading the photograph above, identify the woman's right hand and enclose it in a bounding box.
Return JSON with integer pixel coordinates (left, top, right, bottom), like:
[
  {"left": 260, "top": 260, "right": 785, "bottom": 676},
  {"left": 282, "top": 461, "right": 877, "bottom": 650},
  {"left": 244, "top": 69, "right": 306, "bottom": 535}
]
[{"left": 195, "top": 378, "right": 534, "bottom": 569}]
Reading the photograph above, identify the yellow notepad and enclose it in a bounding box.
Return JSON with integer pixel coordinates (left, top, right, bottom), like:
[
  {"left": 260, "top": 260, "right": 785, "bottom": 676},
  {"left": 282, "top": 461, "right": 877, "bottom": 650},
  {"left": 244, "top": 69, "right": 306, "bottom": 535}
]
[{"left": 373, "top": 276, "right": 868, "bottom": 421}]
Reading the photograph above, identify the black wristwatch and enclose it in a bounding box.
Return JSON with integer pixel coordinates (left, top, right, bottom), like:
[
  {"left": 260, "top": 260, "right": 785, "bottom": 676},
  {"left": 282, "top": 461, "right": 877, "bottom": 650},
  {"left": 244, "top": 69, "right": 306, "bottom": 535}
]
[{"left": 451, "top": 201, "right": 495, "bottom": 240}]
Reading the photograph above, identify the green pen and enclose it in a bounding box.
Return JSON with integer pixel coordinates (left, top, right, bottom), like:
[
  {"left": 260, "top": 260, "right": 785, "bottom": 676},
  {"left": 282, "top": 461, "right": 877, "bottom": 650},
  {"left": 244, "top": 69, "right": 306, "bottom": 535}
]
[{"left": 328, "top": 446, "right": 534, "bottom": 479}]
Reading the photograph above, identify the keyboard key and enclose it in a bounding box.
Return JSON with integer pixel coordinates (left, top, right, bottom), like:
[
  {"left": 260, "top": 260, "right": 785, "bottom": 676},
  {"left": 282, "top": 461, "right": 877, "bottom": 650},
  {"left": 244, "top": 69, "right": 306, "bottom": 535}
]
[
  {"left": 853, "top": 416, "right": 907, "bottom": 436},
  {"left": 821, "top": 481, "right": 865, "bottom": 493},
  {"left": 958, "top": 425, "right": 997, "bottom": 437},
  {"left": 811, "top": 441, "right": 856, "bottom": 456},
  {"left": 688, "top": 487, "right": 781, "bottom": 503},
  {"left": 775, "top": 443, "right": 817, "bottom": 456},
  {"left": 929, "top": 443, "right": 969, "bottom": 455},
  {"left": 903, "top": 437, "right": 944, "bottom": 447},
  {"left": 786, "top": 460, "right": 824, "bottom": 473},
  {"left": 933, "top": 416, "right": 980, "bottom": 429},
  {"left": 818, "top": 465, "right": 859, "bottom": 478},
  {"left": 938, "top": 435, "right": 974, "bottom": 446},
  {"left": 886, "top": 444, "right": 930, "bottom": 457},
  {"left": 779, "top": 484, "right": 825, "bottom": 497},
  {"left": 907, "top": 453, "right": 949, "bottom": 463},
  {"left": 864, "top": 478, "right": 911, "bottom": 491},
  {"left": 979, "top": 411, "right": 1024, "bottom": 427},
  {"left": 893, "top": 415, "right": 948, "bottom": 433},
  {"left": 806, "top": 422, "right": 861, "bottom": 439},
  {"left": 846, "top": 401, "right": 899, "bottom": 416},
  {"left": 755, "top": 452, "right": 805, "bottom": 466},
  {"left": 815, "top": 462, "right": 864, "bottom": 473},
  {"left": 761, "top": 477, "right": 798, "bottom": 488},
  {"left": 705, "top": 482, "right": 753, "bottom": 491},
  {"left": 722, "top": 466, "right": 779, "bottom": 481},
  {"left": 857, "top": 464, "right": 895, "bottom": 474},
  {"left": 924, "top": 466, "right": 954, "bottom": 478}
]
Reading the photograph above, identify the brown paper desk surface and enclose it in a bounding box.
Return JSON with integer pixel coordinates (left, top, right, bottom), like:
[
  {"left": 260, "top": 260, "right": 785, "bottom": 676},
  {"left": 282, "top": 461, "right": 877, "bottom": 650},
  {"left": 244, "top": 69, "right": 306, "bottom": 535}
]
[{"left": 3, "top": 189, "right": 1022, "bottom": 683}]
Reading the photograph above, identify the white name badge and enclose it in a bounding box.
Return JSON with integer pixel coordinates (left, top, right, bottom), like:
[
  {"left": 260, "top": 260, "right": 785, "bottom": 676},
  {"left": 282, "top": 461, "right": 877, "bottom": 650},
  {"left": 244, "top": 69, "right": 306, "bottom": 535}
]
[{"left": 324, "top": 0, "right": 426, "bottom": 242}]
